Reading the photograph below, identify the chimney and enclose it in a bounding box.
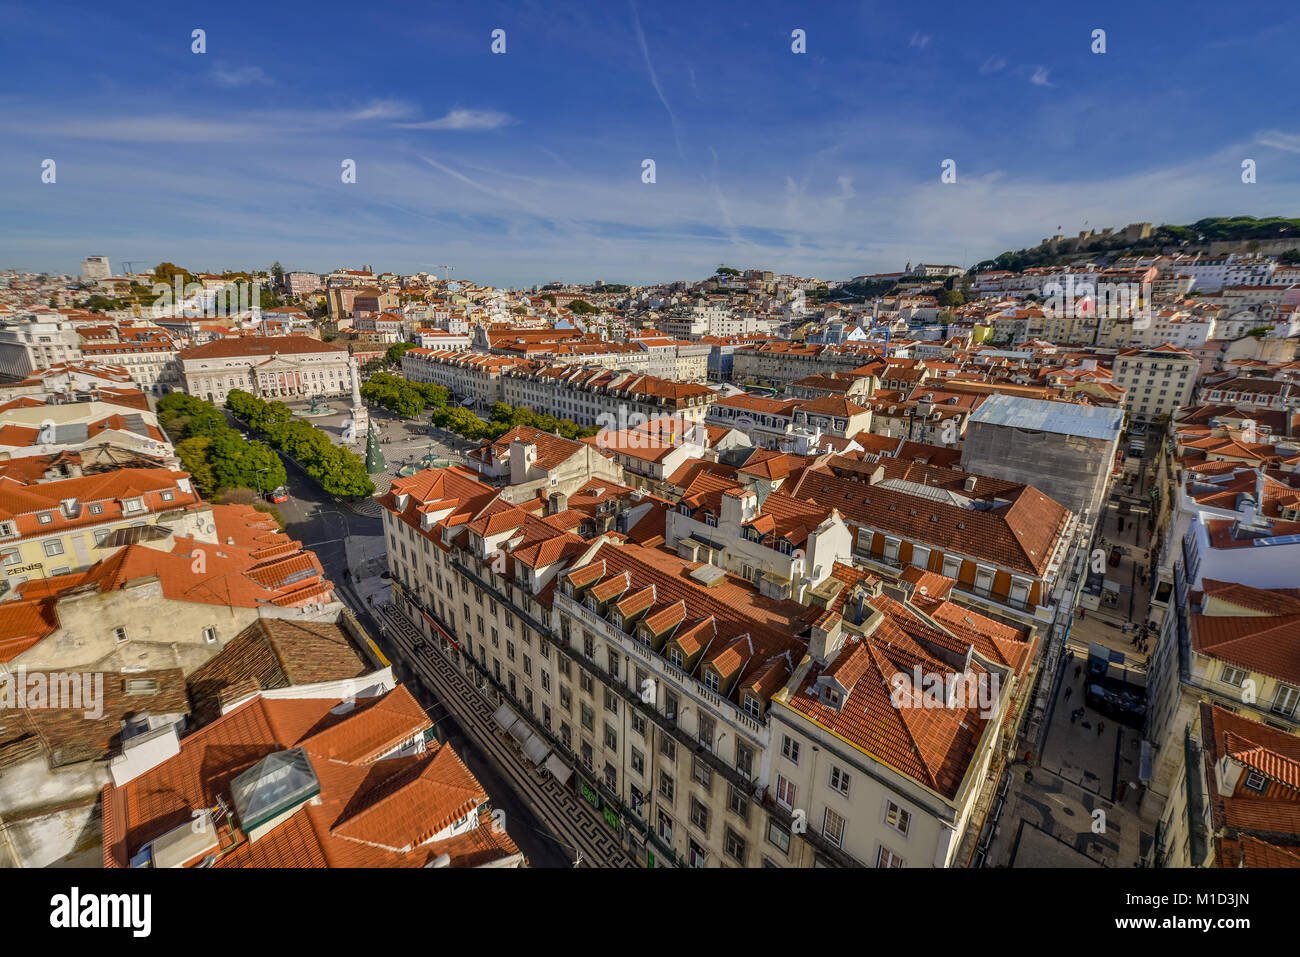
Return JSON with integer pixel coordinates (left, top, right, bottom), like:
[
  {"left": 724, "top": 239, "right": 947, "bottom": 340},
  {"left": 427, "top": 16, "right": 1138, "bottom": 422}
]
[
  {"left": 808, "top": 612, "right": 845, "bottom": 665},
  {"left": 964, "top": 475, "right": 978, "bottom": 492},
  {"left": 548, "top": 491, "right": 568, "bottom": 515}
]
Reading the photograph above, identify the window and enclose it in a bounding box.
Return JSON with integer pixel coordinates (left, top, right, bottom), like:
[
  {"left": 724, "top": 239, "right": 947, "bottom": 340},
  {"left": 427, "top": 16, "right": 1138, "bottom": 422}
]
[
  {"left": 659, "top": 770, "right": 675, "bottom": 804},
  {"left": 37, "top": 512, "right": 53, "bottom": 525},
  {"left": 660, "top": 735, "right": 676, "bottom": 762},
  {"left": 830, "top": 765, "right": 851, "bottom": 796},
  {"left": 560, "top": 685, "right": 572, "bottom": 711},
  {"left": 604, "top": 722, "right": 618, "bottom": 751},
  {"left": 541, "top": 669, "right": 550, "bottom": 692},
  {"left": 776, "top": 775, "right": 797, "bottom": 810},
  {"left": 781, "top": 735, "right": 800, "bottom": 764},
  {"left": 767, "top": 817, "right": 791, "bottom": 854},
  {"left": 580, "top": 741, "right": 593, "bottom": 770},
  {"left": 698, "top": 713, "right": 715, "bottom": 751},
  {"left": 942, "top": 555, "right": 961, "bottom": 578},
  {"left": 689, "top": 797, "right": 710, "bottom": 834},
  {"left": 1244, "top": 770, "right": 1268, "bottom": 793},
  {"left": 823, "top": 807, "right": 846, "bottom": 848},
  {"left": 657, "top": 810, "right": 673, "bottom": 843},
  {"left": 735, "top": 741, "right": 754, "bottom": 779},
  {"left": 724, "top": 827, "right": 747, "bottom": 865},
  {"left": 114, "top": 627, "right": 129, "bottom": 643},
  {"left": 0, "top": 548, "right": 18, "bottom": 567},
  {"left": 506, "top": 640, "right": 515, "bottom": 661},
  {"left": 583, "top": 633, "right": 595, "bottom": 658},
  {"left": 580, "top": 670, "right": 594, "bottom": 694},
  {"left": 604, "top": 688, "right": 618, "bottom": 715},
  {"left": 668, "top": 647, "right": 683, "bottom": 669},
  {"left": 692, "top": 756, "right": 713, "bottom": 793},
  {"left": 665, "top": 690, "right": 679, "bottom": 723},
  {"left": 203, "top": 626, "right": 218, "bottom": 644},
  {"left": 689, "top": 839, "right": 706, "bottom": 868},
  {"left": 580, "top": 704, "right": 594, "bottom": 731},
  {"left": 727, "top": 784, "right": 750, "bottom": 822},
  {"left": 743, "top": 695, "right": 760, "bottom": 718},
  {"left": 43, "top": 539, "right": 64, "bottom": 557},
  {"left": 1220, "top": 665, "right": 1247, "bottom": 688},
  {"left": 878, "top": 846, "right": 903, "bottom": 868},
  {"left": 885, "top": 800, "right": 912, "bottom": 836},
  {"left": 1271, "top": 685, "right": 1300, "bottom": 717},
  {"left": 88, "top": 503, "right": 103, "bottom": 516},
  {"left": 631, "top": 711, "right": 646, "bottom": 739},
  {"left": 704, "top": 670, "right": 719, "bottom": 692},
  {"left": 631, "top": 747, "right": 645, "bottom": 776},
  {"left": 560, "top": 722, "right": 572, "bottom": 749}
]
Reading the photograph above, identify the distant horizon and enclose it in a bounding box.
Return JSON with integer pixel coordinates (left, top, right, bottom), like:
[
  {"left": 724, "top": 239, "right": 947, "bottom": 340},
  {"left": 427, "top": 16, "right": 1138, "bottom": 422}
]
[{"left": 4, "top": 0, "right": 1297, "bottom": 287}]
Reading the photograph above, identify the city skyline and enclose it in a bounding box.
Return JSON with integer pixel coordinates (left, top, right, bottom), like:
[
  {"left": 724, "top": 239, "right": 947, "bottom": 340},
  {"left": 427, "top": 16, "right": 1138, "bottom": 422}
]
[{"left": 3, "top": 0, "right": 1299, "bottom": 286}]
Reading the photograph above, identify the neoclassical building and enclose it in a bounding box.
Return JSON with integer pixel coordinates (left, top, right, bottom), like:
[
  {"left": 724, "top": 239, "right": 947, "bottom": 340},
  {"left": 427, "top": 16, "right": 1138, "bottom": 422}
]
[{"left": 177, "top": 336, "right": 356, "bottom": 403}]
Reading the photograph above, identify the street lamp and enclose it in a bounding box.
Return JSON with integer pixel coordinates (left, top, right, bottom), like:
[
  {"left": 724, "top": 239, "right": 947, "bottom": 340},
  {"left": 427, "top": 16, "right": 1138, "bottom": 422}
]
[{"left": 255, "top": 466, "right": 272, "bottom": 496}]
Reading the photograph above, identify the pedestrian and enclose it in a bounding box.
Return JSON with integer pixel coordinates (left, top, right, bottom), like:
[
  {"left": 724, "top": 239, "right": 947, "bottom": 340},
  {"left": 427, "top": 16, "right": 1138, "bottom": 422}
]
[
  {"left": 1080, "top": 608, "right": 1086, "bottom": 620},
  {"left": 1098, "top": 720, "right": 1105, "bottom": 737},
  {"left": 1064, "top": 686, "right": 1072, "bottom": 702},
  {"left": 1074, "top": 664, "right": 1082, "bottom": 680},
  {"left": 1071, "top": 710, "right": 1079, "bottom": 725}
]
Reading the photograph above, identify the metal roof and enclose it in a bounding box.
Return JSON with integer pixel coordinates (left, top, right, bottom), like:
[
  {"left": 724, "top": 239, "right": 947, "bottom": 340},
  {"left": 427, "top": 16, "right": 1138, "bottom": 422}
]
[{"left": 967, "top": 394, "right": 1122, "bottom": 440}]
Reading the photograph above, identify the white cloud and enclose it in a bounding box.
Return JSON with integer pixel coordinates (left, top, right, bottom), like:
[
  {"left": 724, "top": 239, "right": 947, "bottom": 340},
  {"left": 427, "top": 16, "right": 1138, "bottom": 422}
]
[
  {"left": 979, "top": 56, "right": 1006, "bottom": 74},
  {"left": 910, "top": 33, "right": 931, "bottom": 49},
  {"left": 1030, "top": 67, "right": 1053, "bottom": 87},
  {"left": 210, "top": 65, "right": 269, "bottom": 88},
  {"left": 394, "top": 109, "right": 513, "bottom": 131},
  {"left": 1257, "top": 129, "right": 1300, "bottom": 153}
]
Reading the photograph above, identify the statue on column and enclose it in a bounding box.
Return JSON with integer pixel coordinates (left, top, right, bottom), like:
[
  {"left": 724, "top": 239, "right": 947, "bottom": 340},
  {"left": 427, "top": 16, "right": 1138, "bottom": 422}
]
[{"left": 365, "top": 418, "right": 387, "bottom": 475}]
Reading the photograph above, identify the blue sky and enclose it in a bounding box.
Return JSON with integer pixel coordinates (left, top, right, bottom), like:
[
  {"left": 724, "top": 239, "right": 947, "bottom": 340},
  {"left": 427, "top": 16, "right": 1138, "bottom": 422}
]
[{"left": 2, "top": 0, "right": 1298, "bottom": 287}]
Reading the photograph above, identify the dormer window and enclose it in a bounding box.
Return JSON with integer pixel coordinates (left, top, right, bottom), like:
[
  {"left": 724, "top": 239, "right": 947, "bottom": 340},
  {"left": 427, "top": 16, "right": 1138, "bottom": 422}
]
[
  {"left": 611, "top": 613, "right": 623, "bottom": 631},
  {"left": 562, "top": 580, "right": 573, "bottom": 597},
  {"left": 743, "top": 695, "right": 761, "bottom": 718},
  {"left": 639, "top": 627, "right": 653, "bottom": 647},
  {"left": 704, "top": 512, "right": 717, "bottom": 528},
  {"left": 37, "top": 512, "right": 53, "bottom": 525},
  {"left": 778, "top": 540, "right": 793, "bottom": 556},
  {"left": 585, "top": 595, "right": 598, "bottom": 612},
  {"left": 704, "top": 670, "right": 719, "bottom": 692},
  {"left": 123, "top": 497, "right": 144, "bottom": 514},
  {"left": 668, "top": 647, "right": 683, "bottom": 669}
]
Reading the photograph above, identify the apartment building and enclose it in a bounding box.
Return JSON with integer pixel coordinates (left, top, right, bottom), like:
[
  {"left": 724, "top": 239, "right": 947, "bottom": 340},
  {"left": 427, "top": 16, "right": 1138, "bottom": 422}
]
[
  {"left": 79, "top": 332, "right": 180, "bottom": 392},
  {"left": 1151, "top": 702, "right": 1300, "bottom": 868},
  {"left": 769, "top": 585, "right": 1034, "bottom": 868},
  {"left": 178, "top": 335, "right": 355, "bottom": 403},
  {"left": 501, "top": 365, "right": 716, "bottom": 430},
  {"left": 401, "top": 348, "right": 532, "bottom": 410},
  {"left": 665, "top": 474, "right": 852, "bottom": 601},
  {"left": 1113, "top": 346, "right": 1201, "bottom": 422},
  {"left": 100, "top": 682, "right": 525, "bottom": 868},
  {"left": 789, "top": 456, "right": 1076, "bottom": 627},
  {"left": 0, "top": 465, "right": 210, "bottom": 599},
  {"left": 1143, "top": 576, "right": 1300, "bottom": 828},
  {"left": 0, "top": 502, "right": 338, "bottom": 672},
  {"left": 80, "top": 256, "right": 112, "bottom": 282},
  {"left": 0, "top": 314, "right": 84, "bottom": 382},
  {"left": 962, "top": 394, "right": 1123, "bottom": 519},
  {"left": 284, "top": 271, "right": 321, "bottom": 298}
]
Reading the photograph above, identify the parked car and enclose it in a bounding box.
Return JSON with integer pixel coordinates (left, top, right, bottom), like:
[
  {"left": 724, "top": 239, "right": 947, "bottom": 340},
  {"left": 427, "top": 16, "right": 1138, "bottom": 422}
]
[
  {"left": 1108, "top": 545, "right": 1122, "bottom": 567},
  {"left": 266, "top": 486, "right": 290, "bottom": 504}
]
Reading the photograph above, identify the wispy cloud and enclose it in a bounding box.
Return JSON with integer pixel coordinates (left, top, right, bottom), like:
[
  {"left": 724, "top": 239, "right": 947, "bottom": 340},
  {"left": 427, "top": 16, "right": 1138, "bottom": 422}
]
[
  {"left": 909, "top": 33, "right": 931, "bottom": 49},
  {"left": 394, "top": 109, "right": 513, "bottom": 131},
  {"left": 1257, "top": 129, "right": 1300, "bottom": 153},
  {"left": 979, "top": 56, "right": 1006, "bottom": 74},
  {"left": 630, "top": 0, "right": 686, "bottom": 161},
  {"left": 210, "top": 64, "right": 270, "bottom": 88},
  {"left": 1030, "top": 66, "right": 1053, "bottom": 87}
]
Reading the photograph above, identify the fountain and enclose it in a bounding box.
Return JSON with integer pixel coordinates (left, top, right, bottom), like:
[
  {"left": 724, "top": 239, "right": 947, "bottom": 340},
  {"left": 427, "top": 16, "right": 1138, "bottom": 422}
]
[{"left": 299, "top": 393, "right": 338, "bottom": 417}]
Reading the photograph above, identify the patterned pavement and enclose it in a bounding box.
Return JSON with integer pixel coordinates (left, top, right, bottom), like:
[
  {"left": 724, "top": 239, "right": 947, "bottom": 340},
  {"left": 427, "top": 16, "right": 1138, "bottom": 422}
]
[{"left": 374, "top": 600, "right": 638, "bottom": 869}]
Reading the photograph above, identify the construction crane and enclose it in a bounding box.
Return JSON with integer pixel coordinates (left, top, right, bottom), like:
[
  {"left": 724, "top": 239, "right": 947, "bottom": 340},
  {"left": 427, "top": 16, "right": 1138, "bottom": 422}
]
[
  {"left": 432, "top": 264, "right": 454, "bottom": 283},
  {"left": 121, "top": 261, "right": 150, "bottom": 276}
]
